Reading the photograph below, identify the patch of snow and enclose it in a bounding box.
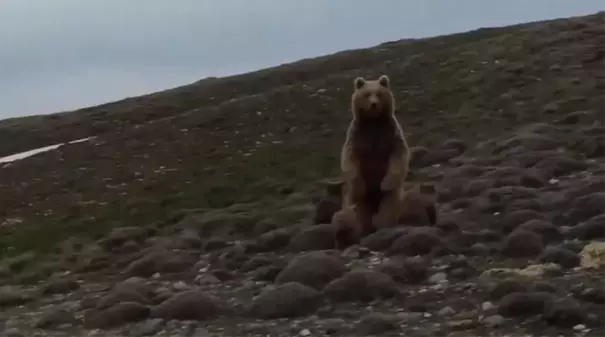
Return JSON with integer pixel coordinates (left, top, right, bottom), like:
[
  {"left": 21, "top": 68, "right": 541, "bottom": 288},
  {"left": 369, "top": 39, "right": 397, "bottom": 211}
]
[{"left": 0, "top": 137, "right": 95, "bottom": 164}]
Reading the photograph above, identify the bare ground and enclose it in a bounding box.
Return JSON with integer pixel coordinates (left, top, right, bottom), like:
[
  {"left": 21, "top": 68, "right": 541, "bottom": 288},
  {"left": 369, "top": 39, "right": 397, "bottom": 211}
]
[{"left": 0, "top": 12, "right": 604, "bottom": 337}]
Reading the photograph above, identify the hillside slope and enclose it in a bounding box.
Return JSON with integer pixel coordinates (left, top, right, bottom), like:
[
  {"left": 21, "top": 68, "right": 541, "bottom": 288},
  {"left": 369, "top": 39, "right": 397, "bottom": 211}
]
[{"left": 0, "top": 12, "right": 603, "bottom": 337}]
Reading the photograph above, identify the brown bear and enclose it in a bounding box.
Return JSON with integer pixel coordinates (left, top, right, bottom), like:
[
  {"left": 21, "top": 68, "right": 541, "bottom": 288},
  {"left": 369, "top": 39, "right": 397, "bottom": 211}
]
[
  {"left": 332, "top": 182, "right": 439, "bottom": 249},
  {"left": 340, "top": 74, "right": 410, "bottom": 234}
]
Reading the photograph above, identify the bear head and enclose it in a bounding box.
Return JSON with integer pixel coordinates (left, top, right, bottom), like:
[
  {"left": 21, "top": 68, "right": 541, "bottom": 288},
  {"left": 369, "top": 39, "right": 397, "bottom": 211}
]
[{"left": 351, "top": 75, "right": 395, "bottom": 120}]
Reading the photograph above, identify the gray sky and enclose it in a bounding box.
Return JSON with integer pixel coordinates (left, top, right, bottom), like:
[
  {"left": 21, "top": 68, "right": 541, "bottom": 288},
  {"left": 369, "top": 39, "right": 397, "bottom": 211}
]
[{"left": 0, "top": 1, "right": 603, "bottom": 119}]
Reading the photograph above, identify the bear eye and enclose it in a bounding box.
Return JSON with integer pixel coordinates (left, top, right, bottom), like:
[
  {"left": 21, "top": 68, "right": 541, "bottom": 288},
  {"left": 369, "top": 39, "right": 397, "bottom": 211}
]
[
  {"left": 363, "top": 92, "right": 371, "bottom": 98},
  {"left": 375, "top": 92, "right": 383, "bottom": 98}
]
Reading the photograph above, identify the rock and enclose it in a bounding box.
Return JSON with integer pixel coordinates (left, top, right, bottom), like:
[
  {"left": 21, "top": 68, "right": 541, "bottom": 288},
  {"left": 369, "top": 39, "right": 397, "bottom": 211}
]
[
  {"left": 0, "top": 285, "right": 31, "bottom": 308},
  {"left": 567, "top": 192, "right": 605, "bottom": 224},
  {"left": 428, "top": 272, "right": 448, "bottom": 284},
  {"left": 249, "top": 282, "right": 320, "bottom": 319},
  {"left": 252, "top": 265, "right": 282, "bottom": 282},
  {"left": 440, "top": 138, "right": 467, "bottom": 153},
  {"left": 356, "top": 313, "right": 400, "bottom": 335},
  {"left": 409, "top": 146, "right": 429, "bottom": 167},
  {"left": 323, "top": 269, "right": 400, "bottom": 302},
  {"left": 437, "top": 306, "right": 456, "bottom": 316},
  {"left": 275, "top": 251, "right": 346, "bottom": 290},
  {"left": 488, "top": 278, "right": 528, "bottom": 300},
  {"left": 124, "top": 249, "right": 192, "bottom": 277},
  {"left": 96, "top": 277, "right": 154, "bottom": 309},
  {"left": 517, "top": 219, "right": 563, "bottom": 243},
  {"left": 178, "top": 228, "right": 202, "bottom": 249},
  {"left": 529, "top": 281, "right": 559, "bottom": 294},
  {"left": 378, "top": 256, "right": 428, "bottom": 284},
  {"left": 537, "top": 246, "right": 580, "bottom": 268},
  {"left": 99, "top": 226, "right": 149, "bottom": 251},
  {"left": 543, "top": 297, "right": 586, "bottom": 327},
  {"left": 482, "top": 314, "right": 505, "bottom": 328},
  {"left": 240, "top": 255, "right": 272, "bottom": 272},
  {"left": 287, "top": 224, "right": 336, "bottom": 252},
  {"left": 3, "top": 252, "right": 36, "bottom": 273},
  {"left": 494, "top": 134, "right": 558, "bottom": 155},
  {"left": 568, "top": 214, "right": 605, "bottom": 240},
  {"left": 534, "top": 156, "right": 589, "bottom": 179},
  {"left": 41, "top": 277, "right": 80, "bottom": 295},
  {"left": 577, "top": 287, "right": 605, "bottom": 305},
  {"left": 256, "top": 228, "right": 293, "bottom": 252},
  {"left": 389, "top": 227, "right": 444, "bottom": 256},
  {"left": 497, "top": 291, "right": 555, "bottom": 317},
  {"left": 502, "top": 209, "right": 546, "bottom": 233},
  {"left": 361, "top": 228, "right": 407, "bottom": 251},
  {"left": 415, "top": 148, "right": 460, "bottom": 167},
  {"left": 84, "top": 302, "right": 150, "bottom": 329},
  {"left": 579, "top": 241, "right": 605, "bottom": 270},
  {"left": 34, "top": 308, "right": 78, "bottom": 329},
  {"left": 3, "top": 329, "right": 25, "bottom": 337},
  {"left": 500, "top": 230, "right": 544, "bottom": 258},
  {"left": 129, "top": 318, "right": 165, "bottom": 336},
  {"left": 150, "top": 289, "right": 225, "bottom": 321},
  {"left": 202, "top": 237, "right": 231, "bottom": 252}
]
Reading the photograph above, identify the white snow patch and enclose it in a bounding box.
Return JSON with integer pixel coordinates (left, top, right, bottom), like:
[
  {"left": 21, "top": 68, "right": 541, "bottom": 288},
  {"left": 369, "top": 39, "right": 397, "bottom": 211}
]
[{"left": 0, "top": 137, "right": 95, "bottom": 164}]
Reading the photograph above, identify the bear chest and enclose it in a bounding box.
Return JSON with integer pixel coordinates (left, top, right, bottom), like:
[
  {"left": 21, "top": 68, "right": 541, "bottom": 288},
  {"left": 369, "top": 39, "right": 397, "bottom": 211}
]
[{"left": 351, "top": 126, "right": 397, "bottom": 187}]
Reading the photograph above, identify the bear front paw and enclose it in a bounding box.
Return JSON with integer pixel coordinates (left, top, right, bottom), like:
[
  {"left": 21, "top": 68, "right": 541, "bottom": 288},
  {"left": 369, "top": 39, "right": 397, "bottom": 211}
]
[{"left": 380, "top": 174, "right": 400, "bottom": 191}]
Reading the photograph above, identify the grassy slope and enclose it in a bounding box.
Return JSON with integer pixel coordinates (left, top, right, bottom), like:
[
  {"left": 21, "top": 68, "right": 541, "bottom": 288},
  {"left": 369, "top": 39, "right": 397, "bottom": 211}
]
[{"left": 0, "top": 12, "right": 603, "bottom": 255}]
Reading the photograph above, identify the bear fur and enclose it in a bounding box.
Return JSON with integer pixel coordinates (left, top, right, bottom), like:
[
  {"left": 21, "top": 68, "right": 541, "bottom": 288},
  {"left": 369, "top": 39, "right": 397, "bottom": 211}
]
[
  {"left": 332, "top": 182, "right": 439, "bottom": 249},
  {"left": 340, "top": 74, "right": 410, "bottom": 234}
]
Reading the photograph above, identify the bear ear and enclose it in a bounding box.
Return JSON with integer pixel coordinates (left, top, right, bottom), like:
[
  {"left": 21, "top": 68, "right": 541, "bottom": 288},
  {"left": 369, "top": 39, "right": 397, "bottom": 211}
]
[
  {"left": 378, "top": 75, "right": 390, "bottom": 88},
  {"left": 354, "top": 77, "right": 366, "bottom": 89}
]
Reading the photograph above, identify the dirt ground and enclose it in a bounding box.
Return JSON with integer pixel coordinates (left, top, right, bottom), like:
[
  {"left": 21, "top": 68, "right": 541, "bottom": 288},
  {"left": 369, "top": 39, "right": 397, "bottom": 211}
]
[{"left": 0, "top": 12, "right": 603, "bottom": 337}]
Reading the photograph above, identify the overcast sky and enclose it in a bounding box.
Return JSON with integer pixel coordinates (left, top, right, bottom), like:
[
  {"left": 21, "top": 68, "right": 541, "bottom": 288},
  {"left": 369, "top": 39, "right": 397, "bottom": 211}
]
[{"left": 0, "top": 1, "right": 602, "bottom": 119}]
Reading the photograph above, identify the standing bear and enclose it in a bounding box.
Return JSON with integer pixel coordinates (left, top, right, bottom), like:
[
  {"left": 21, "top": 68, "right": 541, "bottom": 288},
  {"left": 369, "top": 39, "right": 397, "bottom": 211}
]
[{"left": 339, "top": 74, "right": 411, "bottom": 237}]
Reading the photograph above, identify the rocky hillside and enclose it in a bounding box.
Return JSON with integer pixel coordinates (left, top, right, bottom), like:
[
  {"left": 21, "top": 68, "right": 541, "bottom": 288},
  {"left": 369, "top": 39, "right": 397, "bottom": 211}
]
[{"left": 0, "top": 12, "right": 603, "bottom": 337}]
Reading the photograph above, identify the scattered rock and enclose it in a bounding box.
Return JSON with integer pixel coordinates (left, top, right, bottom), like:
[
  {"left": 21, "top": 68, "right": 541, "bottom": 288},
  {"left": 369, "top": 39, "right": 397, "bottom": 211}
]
[
  {"left": 361, "top": 228, "right": 407, "bottom": 251},
  {"left": 256, "top": 228, "right": 293, "bottom": 252},
  {"left": 34, "top": 307, "right": 78, "bottom": 329},
  {"left": 129, "top": 318, "right": 165, "bottom": 336},
  {"left": 487, "top": 278, "right": 528, "bottom": 300},
  {"left": 150, "top": 289, "right": 225, "bottom": 321},
  {"left": 537, "top": 246, "right": 580, "bottom": 268},
  {"left": 124, "top": 249, "right": 192, "bottom": 277},
  {"left": 249, "top": 282, "right": 320, "bottom": 319},
  {"left": 568, "top": 214, "right": 605, "bottom": 240},
  {"left": 96, "top": 278, "right": 154, "bottom": 309},
  {"left": 378, "top": 256, "right": 428, "bottom": 284},
  {"left": 356, "top": 313, "right": 400, "bottom": 335},
  {"left": 323, "top": 269, "right": 400, "bottom": 302},
  {"left": 497, "top": 291, "right": 555, "bottom": 317},
  {"left": 41, "top": 277, "right": 80, "bottom": 295},
  {"left": 287, "top": 224, "right": 336, "bottom": 252},
  {"left": 543, "top": 297, "right": 587, "bottom": 327},
  {"left": 579, "top": 241, "right": 605, "bottom": 270},
  {"left": 389, "top": 227, "right": 444, "bottom": 256},
  {"left": 0, "top": 286, "right": 31, "bottom": 308},
  {"left": 84, "top": 302, "right": 150, "bottom": 329},
  {"left": 275, "top": 251, "right": 346, "bottom": 290},
  {"left": 500, "top": 230, "right": 544, "bottom": 258},
  {"left": 517, "top": 219, "right": 563, "bottom": 243},
  {"left": 482, "top": 314, "right": 505, "bottom": 328}
]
